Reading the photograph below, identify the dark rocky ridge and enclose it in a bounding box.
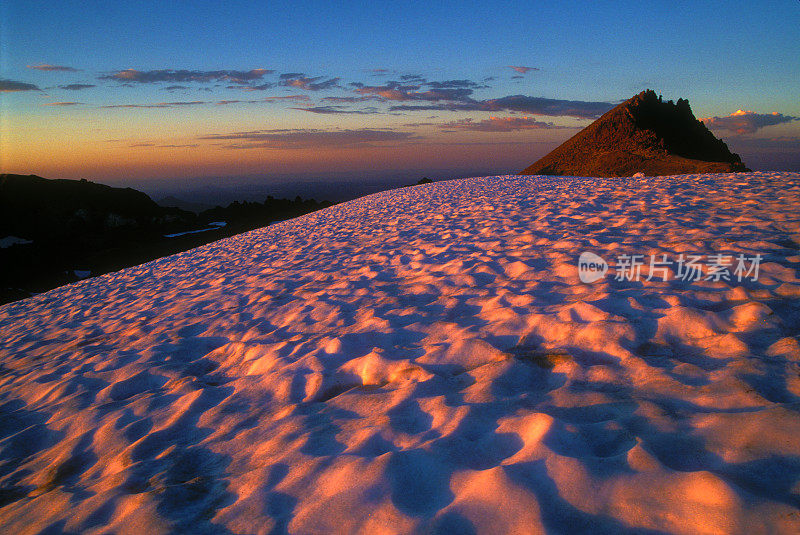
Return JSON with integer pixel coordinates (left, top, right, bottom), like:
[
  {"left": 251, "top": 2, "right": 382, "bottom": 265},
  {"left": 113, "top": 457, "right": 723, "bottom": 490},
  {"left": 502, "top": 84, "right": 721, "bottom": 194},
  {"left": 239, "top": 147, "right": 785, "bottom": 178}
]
[
  {"left": 0, "top": 174, "right": 333, "bottom": 304},
  {"left": 0, "top": 173, "right": 186, "bottom": 241},
  {"left": 520, "top": 90, "right": 749, "bottom": 177}
]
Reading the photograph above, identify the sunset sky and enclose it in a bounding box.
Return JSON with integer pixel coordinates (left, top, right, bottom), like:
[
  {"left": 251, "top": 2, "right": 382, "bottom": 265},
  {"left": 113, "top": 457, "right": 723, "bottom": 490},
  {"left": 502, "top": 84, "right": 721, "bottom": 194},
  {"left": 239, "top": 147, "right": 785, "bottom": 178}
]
[{"left": 2, "top": 1, "right": 799, "bottom": 198}]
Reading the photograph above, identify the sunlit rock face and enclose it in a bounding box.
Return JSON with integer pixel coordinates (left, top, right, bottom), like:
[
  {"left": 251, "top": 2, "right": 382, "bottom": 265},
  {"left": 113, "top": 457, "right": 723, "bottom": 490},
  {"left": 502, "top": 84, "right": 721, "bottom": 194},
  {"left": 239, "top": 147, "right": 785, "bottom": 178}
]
[
  {"left": 2, "top": 172, "right": 799, "bottom": 534},
  {"left": 520, "top": 90, "right": 749, "bottom": 177}
]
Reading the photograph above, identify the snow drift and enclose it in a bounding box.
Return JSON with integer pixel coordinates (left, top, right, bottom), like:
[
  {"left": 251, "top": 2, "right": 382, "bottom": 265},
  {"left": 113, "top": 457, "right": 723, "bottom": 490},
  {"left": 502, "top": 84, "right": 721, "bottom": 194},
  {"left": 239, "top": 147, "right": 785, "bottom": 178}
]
[{"left": 1, "top": 172, "right": 800, "bottom": 534}]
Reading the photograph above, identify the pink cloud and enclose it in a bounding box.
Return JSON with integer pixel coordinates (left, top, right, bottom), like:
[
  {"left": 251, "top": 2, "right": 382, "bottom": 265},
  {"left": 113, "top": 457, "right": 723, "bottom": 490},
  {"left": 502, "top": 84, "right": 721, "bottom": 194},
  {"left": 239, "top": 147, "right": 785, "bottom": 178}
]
[
  {"left": 507, "top": 66, "right": 538, "bottom": 74},
  {"left": 701, "top": 110, "right": 798, "bottom": 135},
  {"left": 281, "top": 77, "right": 340, "bottom": 91}
]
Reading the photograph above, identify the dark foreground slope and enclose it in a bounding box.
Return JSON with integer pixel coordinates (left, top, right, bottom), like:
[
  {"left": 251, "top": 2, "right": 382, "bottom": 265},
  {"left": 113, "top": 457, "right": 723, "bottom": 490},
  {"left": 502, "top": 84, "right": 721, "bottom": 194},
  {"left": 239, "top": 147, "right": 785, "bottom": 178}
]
[
  {"left": 0, "top": 174, "right": 177, "bottom": 238},
  {"left": 0, "top": 174, "right": 332, "bottom": 303},
  {"left": 520, "top": 90, "right": 749, "bottom": 177}
]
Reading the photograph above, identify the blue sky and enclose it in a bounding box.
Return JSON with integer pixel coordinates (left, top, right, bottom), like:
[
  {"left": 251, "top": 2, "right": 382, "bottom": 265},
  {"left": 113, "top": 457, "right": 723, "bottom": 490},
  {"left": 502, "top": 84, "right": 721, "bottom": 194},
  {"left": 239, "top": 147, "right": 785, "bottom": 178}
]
[{"left": 2, "top": 0, "right": 799, "bottom": 192}]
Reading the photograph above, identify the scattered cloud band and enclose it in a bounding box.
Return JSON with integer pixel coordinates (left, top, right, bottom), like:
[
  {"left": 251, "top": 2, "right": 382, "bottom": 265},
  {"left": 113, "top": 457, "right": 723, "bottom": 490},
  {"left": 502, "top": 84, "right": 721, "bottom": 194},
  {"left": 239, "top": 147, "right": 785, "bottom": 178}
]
[
  {"left": 441, "top": 116, "right": 567, "bottom": 132},
  {"left": 101, "top": 68, "right": 273, "bottom": 84},
  {"left": 389, "top": 95, "right": 612, "bottom": 119}
]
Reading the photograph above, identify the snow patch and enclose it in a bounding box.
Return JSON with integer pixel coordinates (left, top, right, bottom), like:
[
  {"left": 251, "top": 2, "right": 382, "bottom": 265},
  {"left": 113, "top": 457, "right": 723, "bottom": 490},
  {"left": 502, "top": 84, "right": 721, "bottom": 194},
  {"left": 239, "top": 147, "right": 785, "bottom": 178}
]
[{"left": 1, "top": 172, "right": 800, "bottom": 533}]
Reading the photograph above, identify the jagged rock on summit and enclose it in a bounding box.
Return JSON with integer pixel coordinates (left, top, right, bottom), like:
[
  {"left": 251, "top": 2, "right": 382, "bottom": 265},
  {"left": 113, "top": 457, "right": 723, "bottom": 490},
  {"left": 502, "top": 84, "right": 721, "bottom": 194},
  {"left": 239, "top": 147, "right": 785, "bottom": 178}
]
[{"left": 520, "top": 90, "right": 749, "bottom": 177}]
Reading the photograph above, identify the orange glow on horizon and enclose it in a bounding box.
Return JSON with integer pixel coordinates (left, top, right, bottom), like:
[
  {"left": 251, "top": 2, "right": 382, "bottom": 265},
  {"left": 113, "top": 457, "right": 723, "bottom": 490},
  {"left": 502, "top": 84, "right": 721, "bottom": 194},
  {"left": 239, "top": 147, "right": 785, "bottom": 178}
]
[{"left": 2, "top": 127, "right": 567, "bottom": 182}]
